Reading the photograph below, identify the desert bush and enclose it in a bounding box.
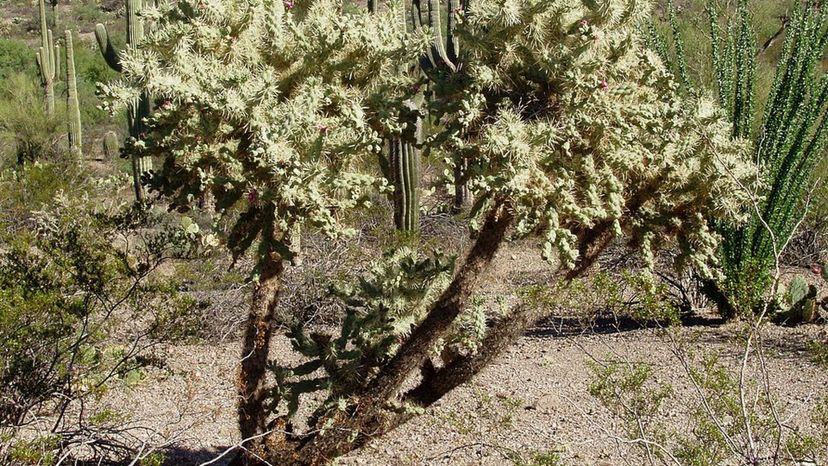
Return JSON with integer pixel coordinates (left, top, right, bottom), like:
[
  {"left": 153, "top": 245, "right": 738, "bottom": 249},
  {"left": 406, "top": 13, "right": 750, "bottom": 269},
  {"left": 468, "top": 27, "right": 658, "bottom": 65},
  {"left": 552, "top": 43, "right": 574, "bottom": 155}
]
[
  {"left": 590, "top": 350, "right": 828, "bottom": 465},
  {"left": 0, "top": 73, "right": 63, "bottom": 165},
  {"left": 0, "top": 39, "right": 36, "bottom": 82},
  {"left": 0, "top": 168, "right": 212, "bottom": 463},
  {"left": 549, "top": 270, "right": 680, "bottom": 330}
]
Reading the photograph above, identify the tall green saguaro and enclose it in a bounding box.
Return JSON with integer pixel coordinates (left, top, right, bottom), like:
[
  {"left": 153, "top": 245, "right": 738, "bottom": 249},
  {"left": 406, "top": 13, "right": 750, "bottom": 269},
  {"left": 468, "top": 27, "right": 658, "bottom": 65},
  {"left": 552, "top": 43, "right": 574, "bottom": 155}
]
[
  {"left": 36, "top": 0, "right": 60, "bottom": 116},
  {"left": 95, "top": 0, "right": 154, "bottom": 201},
  {"left": 367, "top": 0, "right": 422, "bottom": 233},
  {"left": 64, "top": 30, "right": 82, "bottom": 157},
  {"left": 411, "top": 0, "right": 471, "bottom": 210}
]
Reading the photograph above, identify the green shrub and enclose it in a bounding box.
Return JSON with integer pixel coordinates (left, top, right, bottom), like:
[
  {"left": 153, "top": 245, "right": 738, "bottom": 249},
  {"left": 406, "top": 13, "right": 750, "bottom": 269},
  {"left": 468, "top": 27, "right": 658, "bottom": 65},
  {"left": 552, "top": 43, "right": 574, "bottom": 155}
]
[
  {"left": 0, "top": 39, "right": 36, "bottom": 82},
  {"left": 0, "top": 165, "right": 211, "bottom": 460},
  {"left": 0, "top": 73, "right": 63, "bottom": 166}
]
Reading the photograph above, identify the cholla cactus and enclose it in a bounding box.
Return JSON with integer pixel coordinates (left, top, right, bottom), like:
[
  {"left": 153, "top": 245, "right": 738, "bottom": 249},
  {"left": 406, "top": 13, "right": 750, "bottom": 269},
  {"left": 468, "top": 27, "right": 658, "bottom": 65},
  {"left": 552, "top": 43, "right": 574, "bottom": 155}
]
[
  {"left": 269, "top": 249, "right": 453, "bottom": 418},
  {"left": 437, "top": 0, "right": 754, "bottom": 278},
  {"left": 35, "top": 0, "right": 60, "bottom": 115},
  {"left": 101, "top": 0, "right": 427, "bottom": 266},
  {"left": 100, "top": 0, "right": 428, "bottom": 445},
  {"left": 64, "top": 30, "right": 82, "bottom": 157},
  {"left": 103, "top": 0, "right": 755, "bottom": 463},
  {"left": 95, "top": 0, "right": 155, "bottom": 200}
]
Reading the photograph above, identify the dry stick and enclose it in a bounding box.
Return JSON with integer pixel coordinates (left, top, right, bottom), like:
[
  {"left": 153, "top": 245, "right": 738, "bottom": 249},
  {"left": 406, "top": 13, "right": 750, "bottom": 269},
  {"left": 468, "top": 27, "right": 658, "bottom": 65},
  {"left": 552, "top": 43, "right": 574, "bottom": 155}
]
[
  {"left": 704, "top": 140, "right": 815, "bottom": 463},
  {"left": 562, "top": 391, "right": 683, "bottom": 466},
  {"left": 198, "top": 429, "right": 285, "bottom": 466},
  {"left": 756, "top": 181, "right": 820, "bottom": 463}
]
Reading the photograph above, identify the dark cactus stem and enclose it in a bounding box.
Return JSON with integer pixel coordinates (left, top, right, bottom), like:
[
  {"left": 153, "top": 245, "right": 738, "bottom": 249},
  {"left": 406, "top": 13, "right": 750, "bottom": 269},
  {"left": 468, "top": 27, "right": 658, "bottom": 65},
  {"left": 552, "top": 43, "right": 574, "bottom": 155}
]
[
  {"left": 370, "top": 0, "right": 422, "bottom": 233},
  {"left": 95, "top": 0, "right": 154, "bottom": 201},
  {"left": 49, "top": 0, "right": 58, "bottom": 29},
  {"left": 453, "top": 157, "right": 471, "bottom": 210}
]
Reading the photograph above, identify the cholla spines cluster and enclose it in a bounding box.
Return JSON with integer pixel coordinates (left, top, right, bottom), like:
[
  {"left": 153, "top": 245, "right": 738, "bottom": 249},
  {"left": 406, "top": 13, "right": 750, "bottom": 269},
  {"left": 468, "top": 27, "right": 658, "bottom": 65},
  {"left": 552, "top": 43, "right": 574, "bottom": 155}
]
[
  {"left": 64, "top": 30, "right": 82, "bottom": 157},
  {"left": 99, "top": 0, "right": 429, "bottom": 267},
  {"left": 36, "top": 0, "right": 60, "bottom": 116},
  {"left": 95, "top": 0, "right": 154, "bottom": 201}
]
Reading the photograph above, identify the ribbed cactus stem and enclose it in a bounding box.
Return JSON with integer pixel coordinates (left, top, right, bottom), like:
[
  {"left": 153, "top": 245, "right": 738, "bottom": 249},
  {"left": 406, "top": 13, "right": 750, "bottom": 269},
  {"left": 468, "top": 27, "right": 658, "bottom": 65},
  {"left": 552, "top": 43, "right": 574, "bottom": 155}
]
[
  {"left": 368, "top": 0, "right": 422, "bottom": 232},
  {"left": 103, "top": 131, "right": 120, "bottom": 160},
  {"left": 96, "top": 0, "right": 154, "bottom": 201},
  {"left": 65, "top": 30, "right": 82, "bottom": 157},
  {"left": 36, "top": 0, "right": 59, "bottom": 115},
  {"left": 390, "top": 138, "right": 421, "bottom": 232}
]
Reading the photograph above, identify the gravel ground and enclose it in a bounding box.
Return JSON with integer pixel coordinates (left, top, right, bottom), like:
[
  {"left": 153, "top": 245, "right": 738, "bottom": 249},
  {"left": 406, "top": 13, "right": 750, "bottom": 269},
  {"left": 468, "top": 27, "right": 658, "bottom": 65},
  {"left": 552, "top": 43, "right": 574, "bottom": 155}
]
[
  {"left": 95, "top": 243, "right": 828, "bottom": 466},
  {"left": 103, "top": 320, "right": 828, "bottom": 466}
]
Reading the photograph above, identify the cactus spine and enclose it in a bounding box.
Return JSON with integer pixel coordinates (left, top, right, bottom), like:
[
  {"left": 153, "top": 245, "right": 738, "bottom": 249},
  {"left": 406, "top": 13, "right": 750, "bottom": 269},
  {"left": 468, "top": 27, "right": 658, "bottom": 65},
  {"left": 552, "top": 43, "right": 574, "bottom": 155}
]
[
  {"left": 65, "top": 30, "right": 82, "bottom": 157},
  {"left": 95, "top": 0, "right": 154, "bottom": 201},
  {"left": 36, "top": 0, "right": 60, "bottom": 116}
]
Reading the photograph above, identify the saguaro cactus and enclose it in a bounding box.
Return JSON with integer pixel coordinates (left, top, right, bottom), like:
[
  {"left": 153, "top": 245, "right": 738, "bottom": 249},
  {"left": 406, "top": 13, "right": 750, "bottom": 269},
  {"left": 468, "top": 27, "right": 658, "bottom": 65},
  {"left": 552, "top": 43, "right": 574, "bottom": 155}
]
[
  {"left": 411, "top": 0, "right": 471, "bottom": 210},
  {"left": 65, "top": 30, "right": 82, "bottom": 157},
  {"left": 103, "top": 131, "right": 120, "bottom": 160},
  {"left": 389, "top": 135, "right": 421, "bottom": 231},
  {"left": 95, "top": 0, "right": 154, "bottom": 201},
  {"left": 368, "top": 0, "right": 422, "bottom": 232},
  {"left": 36, "top": 0, "right": 60, "bottom": 116}
]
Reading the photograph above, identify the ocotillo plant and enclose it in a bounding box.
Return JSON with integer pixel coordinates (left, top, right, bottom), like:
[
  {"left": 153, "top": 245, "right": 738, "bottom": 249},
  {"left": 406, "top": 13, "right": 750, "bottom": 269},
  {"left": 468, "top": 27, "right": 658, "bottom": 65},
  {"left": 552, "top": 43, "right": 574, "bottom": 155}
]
[
  {"left": 103, "top": 131, "right": 120, "bottom": 161},
  {"left": 410, "top": 0, "right": 471, "bottom": 210},
  {"left": 95, "top": 0, "right": 154, "bottom": 201},
  {"left": 64, "top": 31, "right": 81, "bottom": 157},
  {"left": 35, "top": 0, "right": 60, "bottom": 116},
  {"left": 650, "top": 0, "right": 828, "bottom": 317},
  {"left": 368, "top": 0, "right": 422, "bottom": 232}
]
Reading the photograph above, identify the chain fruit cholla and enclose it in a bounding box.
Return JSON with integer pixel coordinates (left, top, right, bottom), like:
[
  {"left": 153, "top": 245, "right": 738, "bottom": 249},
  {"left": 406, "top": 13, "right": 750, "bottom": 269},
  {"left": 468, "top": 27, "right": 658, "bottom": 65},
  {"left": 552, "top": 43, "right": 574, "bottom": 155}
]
[{"left": 103, "top": 0, "right": 754, "bottom": 465}]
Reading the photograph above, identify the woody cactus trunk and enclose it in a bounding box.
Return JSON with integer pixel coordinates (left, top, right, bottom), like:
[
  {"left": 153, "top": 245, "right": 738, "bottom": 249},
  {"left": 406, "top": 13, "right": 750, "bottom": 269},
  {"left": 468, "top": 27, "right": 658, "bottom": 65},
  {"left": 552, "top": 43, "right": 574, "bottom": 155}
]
[
  {"left": 64, "top": 31, "right": 82, "bottom": 157},
  {"left": 36, "top": 0, "right": 60, "bottom": 116},
  {"left": 95, "top": 0, "right": 154, "bottom": 201}
]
